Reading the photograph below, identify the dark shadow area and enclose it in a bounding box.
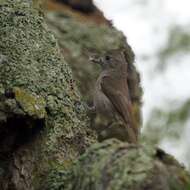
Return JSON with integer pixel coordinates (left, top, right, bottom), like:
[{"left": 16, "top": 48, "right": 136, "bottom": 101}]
[
  {"left": 0, "top": 115, "right": 44, "bottom": 189},
  {"left": 55, "top": 0, "right": 96, "bottom": 13}
]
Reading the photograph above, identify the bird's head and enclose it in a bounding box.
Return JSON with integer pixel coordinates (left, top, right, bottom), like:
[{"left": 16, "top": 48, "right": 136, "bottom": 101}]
[{"left": 90, "top": 50, "right": 126, "bottom": 70}]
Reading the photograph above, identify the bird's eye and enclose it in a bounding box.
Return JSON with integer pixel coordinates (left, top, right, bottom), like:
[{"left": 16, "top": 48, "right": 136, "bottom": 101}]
[{"left": 105, "top": 55, "right": 110, "bottom": 61}]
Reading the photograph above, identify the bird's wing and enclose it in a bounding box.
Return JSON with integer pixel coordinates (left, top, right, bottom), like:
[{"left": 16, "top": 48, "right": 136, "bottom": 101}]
[{"left": 101, "top": 75, "right": 138, "bottom": 143}]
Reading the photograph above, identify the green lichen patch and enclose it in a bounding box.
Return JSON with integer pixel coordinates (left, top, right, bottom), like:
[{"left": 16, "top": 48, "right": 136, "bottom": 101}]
[
  {"left": 47, "top": 12, "right": 126, "bottom": 57},
  {"left": 13, "top": 87, "right": 46, "bottom": 119},
  {"left": 42, "top": 139, "right": 190, "bottom": 190},
  {"left": 0, "top": 86, "right": 46, "bottom": 123},
  {"left": 0, "top": 0, "right": 95, "bottom": 156},
  {"left": 70, "top": 139, "right": 154, "bottom": 190},
  {"left": 0, "top": 0, "right": 96, "bottom": 188},
  {"left": 42, "top": 139, "right": 153, "bottom": 190}
]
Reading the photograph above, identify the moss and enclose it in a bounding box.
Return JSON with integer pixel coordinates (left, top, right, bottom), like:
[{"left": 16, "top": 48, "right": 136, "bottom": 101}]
[
  {"left": 0, "top": 86, "right": 46, "bottom": 127},
  {"left": 13, "top": 87, "right": 46, "bottom": 119},
  {"left": 47, "top": 12, "right": 126, "bottom": 56},
  {"left": 41, "top": 140, "right": 190, "bottom": 190},
  {"left": 2, "top": 1, "right": 188, "bottom": 190},
  {"left": 0, "top": 0, "right": 96, "bottom": 188}
]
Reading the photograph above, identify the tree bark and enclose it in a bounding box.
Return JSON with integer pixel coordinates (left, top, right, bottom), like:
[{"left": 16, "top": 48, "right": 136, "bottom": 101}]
[
  {"left": 0, "top": 1, "right": 96, "bottom": 189},
  {"left": 0, "top": 1, "right": 189, "bottom": 190}
]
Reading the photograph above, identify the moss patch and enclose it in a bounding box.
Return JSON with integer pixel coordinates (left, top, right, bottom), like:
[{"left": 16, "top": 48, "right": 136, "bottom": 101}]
[
  {"left": 42, "top": 139, "right": 190, "bottom": 190},
  {"left": 0, "top": 0, "right": 96, "bottom": 188}
]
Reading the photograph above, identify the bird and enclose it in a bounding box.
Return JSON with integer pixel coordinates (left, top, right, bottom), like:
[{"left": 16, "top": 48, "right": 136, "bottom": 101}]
[{"left": 90, "top": 49, "right": 139, "bottom": 143}]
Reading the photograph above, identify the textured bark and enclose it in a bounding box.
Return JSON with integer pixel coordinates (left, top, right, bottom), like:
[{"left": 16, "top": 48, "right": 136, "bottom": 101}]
[
  {"left": 0, "top": 0, "right": 189, "bottom": 190},
  {"left": 0, "top": 1, "right": 96, "bottom": 189},
  {"left": 41, "top": 139, "right": 190, "bottom": 190}
]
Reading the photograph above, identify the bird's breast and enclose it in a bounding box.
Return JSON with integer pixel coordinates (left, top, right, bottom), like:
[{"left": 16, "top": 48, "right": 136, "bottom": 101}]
[{"left": 94, "top": 78, "right": 115, "bottom": 117}]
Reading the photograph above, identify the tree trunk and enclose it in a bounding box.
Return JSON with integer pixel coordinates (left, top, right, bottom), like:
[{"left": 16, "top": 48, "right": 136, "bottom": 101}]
[{"left": 0, "top": 1, "right": 189, "bottom": 190}]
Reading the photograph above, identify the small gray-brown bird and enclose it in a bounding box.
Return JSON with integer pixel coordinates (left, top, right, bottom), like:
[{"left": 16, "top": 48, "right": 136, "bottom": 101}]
[{"left": 91, "top": 50, "right": 138, "bottom": 143}]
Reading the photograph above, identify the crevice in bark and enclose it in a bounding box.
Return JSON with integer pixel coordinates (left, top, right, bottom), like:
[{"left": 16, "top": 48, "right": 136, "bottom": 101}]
[
  {"left": 0, "top": 115, "right": 44, "bottom": 189},
  {"left": 0, "top": 87, "right": 46, "bottom": 190}
]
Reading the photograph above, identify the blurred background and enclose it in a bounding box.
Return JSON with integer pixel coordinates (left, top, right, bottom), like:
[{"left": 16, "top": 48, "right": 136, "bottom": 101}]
[
  {"left": 45, "top": 0, "right": 190, "bottom": 170},
  {"left": 94, "top": 0, "right": 190, "bottom": 170}
]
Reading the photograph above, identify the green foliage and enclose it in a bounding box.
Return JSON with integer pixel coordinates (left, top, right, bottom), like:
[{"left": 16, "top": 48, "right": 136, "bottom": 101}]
[
  {"left": 157, "top": 25, "right": 190, "bottom": 70},
  {"left": 144, "top": 99, "right": 190, "bottom": 144}
]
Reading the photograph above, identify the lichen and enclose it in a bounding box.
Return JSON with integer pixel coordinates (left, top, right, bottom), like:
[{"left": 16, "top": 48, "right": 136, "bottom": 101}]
[
  {"left": 1, "top": 1, "right": 189, "bottom": 190},
  {"left": 0, "top": 0, "right": 96, "bottom": 188},
  {"left": 0, "top": 86, "right": 46, "bottom": 125},
  {"left": 42, "top": 139, "right": 190, "bottom": 190},
  {"left": 13, "top": 87, "right": 46, "bottom": 119}
]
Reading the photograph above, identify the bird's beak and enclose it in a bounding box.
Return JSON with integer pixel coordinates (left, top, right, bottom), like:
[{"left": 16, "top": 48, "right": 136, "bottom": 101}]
[{"left": 89, "top": 56, "right": 102, "bottom": 64}]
